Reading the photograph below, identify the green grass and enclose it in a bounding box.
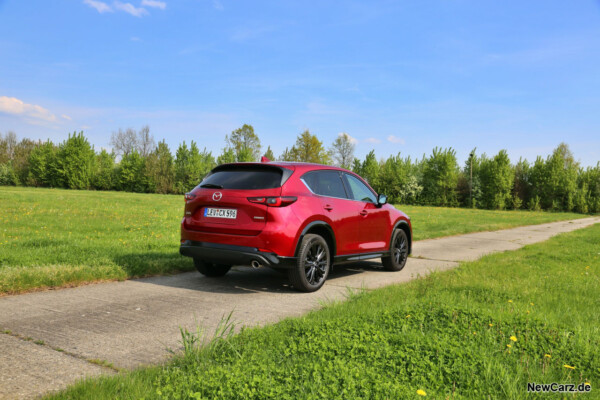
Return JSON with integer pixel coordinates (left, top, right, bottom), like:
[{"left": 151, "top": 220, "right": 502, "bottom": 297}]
[
  {"left": 0, "top": 186, "right": 586, "bottom": 295},
  {"left": 47, "top": 220, "right": 600, "bottom": 399},
  {"left": 400, "top": 204, "right": 586, "bottom": 241},
  {"left": 0, "top": 187, "right": 189, "bottom": 295}
]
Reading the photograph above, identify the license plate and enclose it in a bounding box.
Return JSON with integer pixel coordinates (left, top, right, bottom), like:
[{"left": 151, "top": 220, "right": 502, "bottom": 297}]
[{"left": 204, "top": 207, "right": 237, "bottom": 219}]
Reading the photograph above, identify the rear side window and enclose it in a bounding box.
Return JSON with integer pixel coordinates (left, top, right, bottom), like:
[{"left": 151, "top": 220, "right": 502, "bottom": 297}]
[
  {"left": 200, "top": 166, "right": 283, "bottom": 189},
  {"left": 302, "top": 171, "right": 348, "bottom": 199},
  {"left": 343, "top": 173, "right": 377, "bottom": 203}
]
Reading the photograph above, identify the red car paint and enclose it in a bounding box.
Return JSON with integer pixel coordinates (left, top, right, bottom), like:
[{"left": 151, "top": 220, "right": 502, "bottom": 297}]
[{"left": 180, "top": 162, "right": 411, "bottom": 262}]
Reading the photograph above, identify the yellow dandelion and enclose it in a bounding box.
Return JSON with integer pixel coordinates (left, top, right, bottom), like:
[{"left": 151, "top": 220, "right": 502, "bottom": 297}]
[
  {"left": 506, "top": 344, "right": 512, "bottom": 348},
  {"left": 510, "top": 336, "right": 517, "bottom": 342},
  {"left": 508, "top": 300, "right": 513, "bottom": 303},
  {"left": 473, "top": 332, "right": 477, "bottom": 335},
  {"left": 544, "top": 354, "right": 551, "bottom": 358},
  {"left": 584, "top": 382, "right": 591, "bottom": 386},
  {"left": 406, "top": 315, "right": 411, "bottom": 318},
  {"left": 416, "top": 389, "right": 427, "bottom": 396},
  {"left": 526, "top": 310, "right": 530, "bottom": 314},
  {"left": 563, "top": 364, "right": 576, "bottom": 370},
  {"left": 489, "top": 323, "right": 494, "bottom": 327},
  {"left": 530, "top": 302, "right": 534, "bottom": 306}
]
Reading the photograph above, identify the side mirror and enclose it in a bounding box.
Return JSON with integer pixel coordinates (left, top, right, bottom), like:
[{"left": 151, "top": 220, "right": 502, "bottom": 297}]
[{"left": 377, "top": 193, "right": 387, "bottom": 206}]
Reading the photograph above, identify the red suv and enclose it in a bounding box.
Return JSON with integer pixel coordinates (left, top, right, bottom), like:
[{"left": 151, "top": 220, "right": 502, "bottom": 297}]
[{"left": 180, "top": 161, "right": 412, "bottom": 292}]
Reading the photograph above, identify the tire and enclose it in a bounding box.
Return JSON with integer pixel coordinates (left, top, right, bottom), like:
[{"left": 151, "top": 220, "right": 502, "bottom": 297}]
[
  {"left": 381, "top": 229, "right": 409, "bottom": 271},
  {"left": 288, "top": 234, "right": 330, "bottom": 292},
  {"left": 194, "top": 258, "right": 231, "bottom": 277}
]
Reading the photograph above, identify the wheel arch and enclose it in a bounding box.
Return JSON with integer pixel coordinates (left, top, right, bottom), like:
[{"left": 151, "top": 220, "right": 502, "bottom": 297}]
[
  {"left": 392, "top": 219, "right": 412, "bottom": 255},
  {"left": 294, "top": 221, "right": 336, "bottom": 258}
]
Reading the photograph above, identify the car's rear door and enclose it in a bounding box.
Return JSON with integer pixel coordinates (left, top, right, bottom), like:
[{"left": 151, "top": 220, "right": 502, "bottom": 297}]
[{"left": 300, "top": 170, "right": 358, "bottom": 254}]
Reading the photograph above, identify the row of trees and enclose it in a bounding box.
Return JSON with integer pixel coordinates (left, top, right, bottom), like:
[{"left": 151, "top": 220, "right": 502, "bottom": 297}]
[
  {"left": 353, "top": 145, "right": 600, "bottom": 214},
  {"left": 1, "top": 126, "right": 599, "bottom": 213}
]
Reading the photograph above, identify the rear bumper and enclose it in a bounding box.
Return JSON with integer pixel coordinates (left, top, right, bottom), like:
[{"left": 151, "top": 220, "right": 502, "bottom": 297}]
[{"left": 179, "top": 241, "right": 296, "bottom": 269}]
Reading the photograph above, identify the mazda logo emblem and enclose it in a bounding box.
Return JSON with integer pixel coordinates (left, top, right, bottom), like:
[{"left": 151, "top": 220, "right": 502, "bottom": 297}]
[{"left": 212, "top": 192, "right": 222, "bottom": 201}]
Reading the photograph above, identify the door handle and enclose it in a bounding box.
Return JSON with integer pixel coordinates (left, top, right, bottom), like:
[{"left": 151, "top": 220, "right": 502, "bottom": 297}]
[
  {"left": 324, "top": 204, "right": 333, "bottom": 211},
  {"left": 359, "top": 210, "right": 368, "bottom": 216}
]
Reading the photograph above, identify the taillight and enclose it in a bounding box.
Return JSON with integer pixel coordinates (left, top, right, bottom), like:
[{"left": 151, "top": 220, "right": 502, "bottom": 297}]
[
  {"left": 247, "top": 196, "right": 297, "bottom": 207},
  {"left": 247, "top": 197, "right": 266, "bottom": 204},
  {"left": 184, "top": 193, "right": 196, "bottom": 201},
  {"left": 266, "top": 197, "right": 297, "bottom": 207}
]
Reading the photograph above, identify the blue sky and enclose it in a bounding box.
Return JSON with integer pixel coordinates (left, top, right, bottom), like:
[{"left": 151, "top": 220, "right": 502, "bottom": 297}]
[{"left": 1, "top": 0, "right": 599, "bottom": 166}]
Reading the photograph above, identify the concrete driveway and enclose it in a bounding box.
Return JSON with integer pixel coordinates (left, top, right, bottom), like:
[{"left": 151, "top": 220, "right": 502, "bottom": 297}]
[{"left": 1, "top": 217, "right": 598, "bottom": 399}]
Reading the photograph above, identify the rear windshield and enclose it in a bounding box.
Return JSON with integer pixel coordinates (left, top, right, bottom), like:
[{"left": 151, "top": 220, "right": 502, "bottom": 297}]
[{"left": 199, "top": 166, "right": 284, "bottom": 190}]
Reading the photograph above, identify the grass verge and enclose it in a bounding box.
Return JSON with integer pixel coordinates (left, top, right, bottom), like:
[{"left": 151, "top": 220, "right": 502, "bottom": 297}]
[
  {"left": 0, "top": 186, "right": 587, "bottom": 295},
  {"left": 47, "top": 222, "right": 599, "bottom": 399},
  {"left": 400, "top": 204, "right": 587, "bottom": 240}
]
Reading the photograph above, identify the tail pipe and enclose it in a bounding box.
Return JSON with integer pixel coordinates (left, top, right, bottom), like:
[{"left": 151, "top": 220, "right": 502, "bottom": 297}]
[{"left": 251, "top": 260, "right": 262, "bottom": 269}]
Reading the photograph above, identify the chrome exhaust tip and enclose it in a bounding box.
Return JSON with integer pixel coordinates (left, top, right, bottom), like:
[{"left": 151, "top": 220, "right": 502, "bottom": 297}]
[{"left": 251, "top": 260, "right": 261, "bottom": 269}]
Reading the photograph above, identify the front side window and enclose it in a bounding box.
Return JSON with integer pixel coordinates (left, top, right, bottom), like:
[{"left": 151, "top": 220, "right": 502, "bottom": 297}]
[
  {"left": 302, "top": 170, "right": 348, "bottom": 199},
  {"left": 344, "top": 173, "right": 377, "bottom": 203}
]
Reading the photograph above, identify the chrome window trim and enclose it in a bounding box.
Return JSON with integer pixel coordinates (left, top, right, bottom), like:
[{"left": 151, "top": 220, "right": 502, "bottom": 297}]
[
  {"left": 300, "top": 177, "right": 352, "bottom": 202},
  {"left": 299, "top": 170, "right": 376, "bottom": 204}
]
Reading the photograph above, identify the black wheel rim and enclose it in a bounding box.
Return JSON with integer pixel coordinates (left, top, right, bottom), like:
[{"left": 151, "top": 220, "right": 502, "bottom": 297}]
[
  {"left": 393, "top": 233, "right": 408, "bottom": 265},
  {"left": 304, "top": 241, "right": 328, "bottom": 286}
]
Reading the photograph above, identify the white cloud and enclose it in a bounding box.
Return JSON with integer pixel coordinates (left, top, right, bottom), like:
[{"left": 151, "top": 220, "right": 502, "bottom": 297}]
[
  {"left": 141, "top": 0, "right": 166, "bottom": 9},
  {"left": 113, "top": 1, "right": 148, "bottom": 17},
  {"left": 84, "top": 0, "right": 166, "bottom": 17},
  {"left": 83, "top": 0, "right": 113, "bottom": 13},
  {"left": 0, "top": 96, "right": 57, "bottom": 123},
  {"left": 61, "top": 114, "right": 72, "bottom": 121},
  {"left": 364, "top": 137, "right": 381, "bottom": 144},
  {"left": 338, "top": 132, "right": 358, "bottom": 144},
  {"left": 130, "top": 36, "right": 142, "bottom": 42},
  {"left": 387, "top": 135, "right": 405, "bottom": 144}
]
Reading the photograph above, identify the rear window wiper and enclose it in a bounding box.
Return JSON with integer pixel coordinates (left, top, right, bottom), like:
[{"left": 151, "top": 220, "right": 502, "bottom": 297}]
[{"left": 200, "top": 183, "right": 223, "bottom": 189}]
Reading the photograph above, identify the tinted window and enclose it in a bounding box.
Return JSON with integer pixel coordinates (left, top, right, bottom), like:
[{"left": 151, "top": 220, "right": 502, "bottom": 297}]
[
  {"left": 200, "top": 166, "right": 283, "bottom": 189},
  {"left": 302, "top": 171, "right": 348, "bottom": 198},
  {"left": 344, "top": 173, "right": 377, "bottom": 203}
]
